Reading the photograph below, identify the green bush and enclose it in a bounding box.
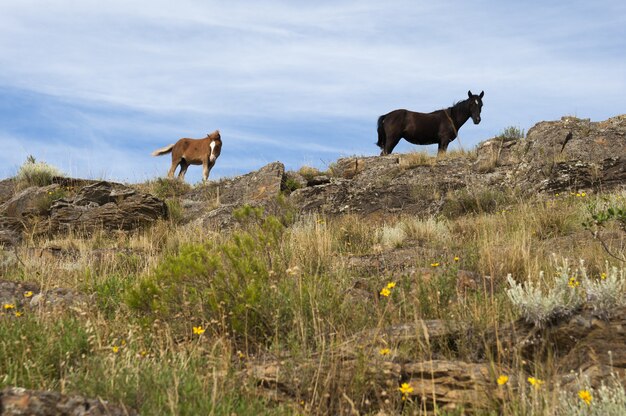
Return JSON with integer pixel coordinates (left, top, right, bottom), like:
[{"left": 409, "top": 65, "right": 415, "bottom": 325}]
[
  {"left": 126, "top": 209, "right": 289, "bottom": 345},
  {"left": 497, "top": 126, "right": 525, "bottom": 141}
]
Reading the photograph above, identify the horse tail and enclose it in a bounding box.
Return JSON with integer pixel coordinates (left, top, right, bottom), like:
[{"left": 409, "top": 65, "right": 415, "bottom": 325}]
[
  {"left": 376, "top": 115, "right": 386, "bottom": 150},
  {"left": 151, "top": 144, "right": 175, "bottom": 157}
]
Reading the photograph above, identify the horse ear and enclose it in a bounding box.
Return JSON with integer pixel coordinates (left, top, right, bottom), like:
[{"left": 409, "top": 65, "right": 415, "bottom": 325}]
[
  {"left": 468, "top": 90, "right": 473, "bottom": 98},
  {"left": 479, "top": 91, "right": 484, "bottom": 98}
]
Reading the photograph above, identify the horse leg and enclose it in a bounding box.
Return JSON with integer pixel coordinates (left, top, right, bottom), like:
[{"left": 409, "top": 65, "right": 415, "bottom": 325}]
[
  {"left": 178, "top": 159, "right": 189, "bottom": 181},
  {"left": 438, "top": 138, "right": 451, "bottom": 154},
  {"left": 167, "top": 158, "right": 179, "bottom": 179},
  {"left": 202, "top": 159, "right": 215, "bottom": 181}
]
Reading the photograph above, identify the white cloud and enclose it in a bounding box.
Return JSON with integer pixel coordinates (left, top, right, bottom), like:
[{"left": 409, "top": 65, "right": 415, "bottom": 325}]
[{"left": 0, "top": 1, "right": 624, "bottom": 181}]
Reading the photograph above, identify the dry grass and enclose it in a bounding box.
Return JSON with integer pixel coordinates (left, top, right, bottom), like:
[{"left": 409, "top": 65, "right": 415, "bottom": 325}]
[{"left": 1, "top": 186, "right": 624, "bottom": 415}]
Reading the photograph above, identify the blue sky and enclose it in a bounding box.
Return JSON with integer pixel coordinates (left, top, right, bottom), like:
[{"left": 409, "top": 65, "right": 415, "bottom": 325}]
[{"left": 1, "top": 0, "right": 624, "bottom": 183}]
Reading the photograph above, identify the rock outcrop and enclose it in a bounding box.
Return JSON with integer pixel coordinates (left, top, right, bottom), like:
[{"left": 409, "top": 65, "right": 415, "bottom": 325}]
[
  {"left": 246, "top": 306, "right": 626, "bottom": 413},
  {"left": 0, "top": 181, "right": 168, "bottom": 244},
  {"left": 291, "top": 115, "right": 626, "bottom": 216},
  {"left": 0, "top": 387, "right": 137, "bottom": 416},
  {"left": 48, "top": 181, "right": 168, "bottom": 234},
  {"left": 181, "top": 161, "right": 286, "bottom": 228}
]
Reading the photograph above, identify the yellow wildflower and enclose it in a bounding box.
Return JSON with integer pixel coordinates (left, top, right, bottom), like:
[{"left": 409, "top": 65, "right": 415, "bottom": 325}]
[
  {"left": 398, "top": 382, "right": 414, "bottom": 400},
  {"left": 497, "top": 375, "right": 509, "bottom": 385},
  {"left": 15, "top": 311, "right": 23, "bottom": 317},
  {"left": 431, "top": 262, "right": 440, "bottom": 267},
  {"left": 600, "top": 272, "right": 607, "bottom": 280},
  {"left": 193, "top": 326, "right": 206, "bottom": 335},
  {"left": 527, "top": 377, "right": 543, "bottom": 388},
  {"left": 379, "top": 287, "right": 391, "bottom": 297},
  {"left": 112, "top": 346, "right": 120, "bottom": 353},
  {"left": 24, "top": 291, "right": 34, "bottom": 298},
  {"left": 454, "top": 256, "right": 460, "bottom": 262},
  {"left": 3, "top": 303, "right": 15, "bottom": 310},
  {"left": 568, "top": 277, "right": 580, "bottom": 288},
  {"left": 578, "top": 389, "right": 592, "bottom": 405},
  {"left": 379, "top": 348, "right": 391, "bottom": 356},
  {"left": 386, "top": 282, "right": 396, "bottom": 289},
  {"left": 581, "top": 192, "right": 586, "bottom": 197}
]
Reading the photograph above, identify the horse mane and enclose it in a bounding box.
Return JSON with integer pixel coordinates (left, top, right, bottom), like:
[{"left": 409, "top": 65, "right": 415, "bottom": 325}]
[
  {"left": 448, "top": 99, "right": 470, "bottom": 117},
  {"left": 207, "top": 130, "right": 221, "bottom": 139}
]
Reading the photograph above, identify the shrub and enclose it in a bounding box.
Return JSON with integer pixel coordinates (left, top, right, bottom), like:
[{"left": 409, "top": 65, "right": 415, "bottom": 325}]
[
  {"left": 126, "top": 210, "right": 290, "bottom": 345},
  {"left": 15, "top": 155, "right": 64, "bottom": 189},
  {"left": 378, "top": 223, "right": 407, "bottom": 249},
  {"left": 298, "top": 165, "right": 322, "bottom": 182},
  {"left": 497, "top": 126, "right": 524, "bottom": 141},
  {"left": 556, "top": 373, "right": 626, "bottom": 416},
  {"left": 506, "top": 259, "right": 584, "bottom": 327},
  {"left": 143, "top": 177, "right": 192, "bottom": 199},
  {"left": 582, "top": 263, "right": 626, "bottom": 319}
]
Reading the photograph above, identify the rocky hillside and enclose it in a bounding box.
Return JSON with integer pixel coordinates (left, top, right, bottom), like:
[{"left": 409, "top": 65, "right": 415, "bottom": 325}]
[
  {"left": 1, "top": 115, "right": 624, "bottom": 245},
  {"left": 0, "top": 115, "right": 625, "bottom": 415}
]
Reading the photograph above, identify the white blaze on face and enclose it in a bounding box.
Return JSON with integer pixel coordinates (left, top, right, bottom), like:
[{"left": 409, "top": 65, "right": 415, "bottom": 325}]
[
  {"left": 209, "top": 141, "right": 217, "bottom": 162},
  {"left": 475, "top": 100, "right": 479, "bottom": 105}
]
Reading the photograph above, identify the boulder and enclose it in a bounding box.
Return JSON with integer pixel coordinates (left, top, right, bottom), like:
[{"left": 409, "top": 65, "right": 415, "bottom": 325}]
[
  {"left": 182, "top": 162, "right": 286, "bottom": 225},
  {"left": 0, "top": 178, "right": 15, "bottom": 205},
  {"left": 291, "top": 156, "right": 470, "bottom": 216},
  {"left": 0, "top": 387, "right": 136, "bottom": 416},
  {"left": 48, "top": 181, "right": 168, "bottom": 234},
  {"left": 491, "top": 306, "right": 626, "bottom": 389},
  {"left": 402, "top": 360, "right": 498, "bottom": 412},
  {"left": 0, "top": 184, "right": 60, "bottom": 219}
]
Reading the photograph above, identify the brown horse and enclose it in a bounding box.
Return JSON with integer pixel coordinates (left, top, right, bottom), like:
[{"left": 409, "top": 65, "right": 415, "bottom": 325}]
[
  {"left": 152, "top": 130, "right": 222, "bottom": 181},
  {"left": 377, "top": 90, "right": 484, "bottom": 155}
]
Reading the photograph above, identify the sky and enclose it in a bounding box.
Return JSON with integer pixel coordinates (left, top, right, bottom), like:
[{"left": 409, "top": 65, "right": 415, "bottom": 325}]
[{"left": 1, "top": 0, "right": 625, "bottom": 183}]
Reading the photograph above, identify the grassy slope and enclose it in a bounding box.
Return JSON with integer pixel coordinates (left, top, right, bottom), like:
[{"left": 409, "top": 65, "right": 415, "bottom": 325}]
[{"left": 1, "top": 172, "right": 625, "bottom": 415}]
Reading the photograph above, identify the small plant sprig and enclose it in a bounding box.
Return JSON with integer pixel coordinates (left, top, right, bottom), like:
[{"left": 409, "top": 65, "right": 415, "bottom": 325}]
[{"left": 583, "top": 197, "right": 626, "bottom": 262}]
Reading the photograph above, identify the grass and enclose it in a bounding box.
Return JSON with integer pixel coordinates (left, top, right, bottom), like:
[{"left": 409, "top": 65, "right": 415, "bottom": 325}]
[
  {"left": 1, "top": 180, "right": 625, "bottom": 414},
  {"left": 15, "top": 155, "right": 64, "bottom": 190}
]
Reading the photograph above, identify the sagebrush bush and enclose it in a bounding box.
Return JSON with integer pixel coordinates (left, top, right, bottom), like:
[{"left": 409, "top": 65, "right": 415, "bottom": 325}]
[
  {"left": 506, "top": 259, "right": 584, "bottom": 326},
  {"left": 402, "top": 216, "right": 451, "bottom": 246},
  {"left": 378, "top": 223, "right": 407, "bottom": 249},
  {"left": 556, "top": 373, "right": 626, "bottom": 416},
  {"left": 15, "top": 156, "right": 64, "bottom": 189},
  {"left": 583, "top": 263, "right": 626, "bottom": 319}
]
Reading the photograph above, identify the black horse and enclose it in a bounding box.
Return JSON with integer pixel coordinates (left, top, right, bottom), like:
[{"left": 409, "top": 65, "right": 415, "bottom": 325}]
[{"left": 377, "top": 90, "right": 484, "bottom": 155}]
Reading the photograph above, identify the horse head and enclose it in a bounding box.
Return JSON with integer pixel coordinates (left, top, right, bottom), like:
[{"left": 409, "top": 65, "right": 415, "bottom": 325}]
[{"left": 467, "top": 90, "right": 484, "bottom": 124}]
